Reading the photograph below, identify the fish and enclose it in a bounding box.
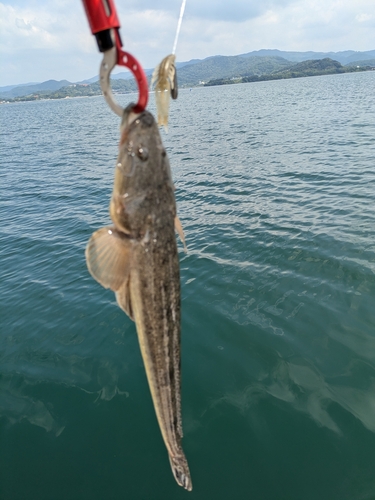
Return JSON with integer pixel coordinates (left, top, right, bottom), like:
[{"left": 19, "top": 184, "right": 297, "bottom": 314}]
[
  {"left": 85, "top": 104, "right": 192, "bottom": 491},
  {"left": 151, "top": 54, "right": 178, "bottom": 132}
]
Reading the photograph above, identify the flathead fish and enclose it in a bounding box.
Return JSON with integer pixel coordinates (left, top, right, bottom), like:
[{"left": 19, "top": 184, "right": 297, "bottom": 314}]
[
  {"left": 85, "top": 105, "right": 192, "bottom": 491},
  {"left": 151, "top": 54, "right": 178, "bottom": 132}
]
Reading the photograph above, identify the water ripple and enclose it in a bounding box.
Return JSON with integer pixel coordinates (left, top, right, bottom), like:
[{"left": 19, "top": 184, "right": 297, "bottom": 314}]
[{"left": 1, "top": 71, "right": 375, "bottom": 499}]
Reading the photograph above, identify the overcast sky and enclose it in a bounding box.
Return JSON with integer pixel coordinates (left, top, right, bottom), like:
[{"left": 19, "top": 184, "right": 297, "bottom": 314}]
[{"left": 0, "top": 0, "right": 374, "bottom": 86}]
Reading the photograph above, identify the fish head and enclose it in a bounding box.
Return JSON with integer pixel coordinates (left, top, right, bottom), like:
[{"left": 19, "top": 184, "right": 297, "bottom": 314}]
[{"left": 110, "top": 106, "right": 175, "bottom": 238}]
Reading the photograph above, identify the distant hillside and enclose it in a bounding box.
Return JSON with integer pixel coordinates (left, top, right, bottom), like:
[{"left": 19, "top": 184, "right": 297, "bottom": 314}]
[
  {"left": 0, "top": 80, "right": 72, "bottom": 99},
  {"left": 205, "top": 58, "right": 369, "bottom": 87},
  {"left": 272, "top": 58, "right": 344, "bottom": 77},
  {"left": 0, "top": 82, "right": 40, "bottom": 93},
  {"left": 80, "top": 59, "right": 196, "bottom": 84},
  {"left": 176, "top": 55, "right": 292, "bottom": 85},
  {"left": 345, "top": 59, "right": 375, "bottom": 68},
  {"left": 5, "top": 79, "right": 138, "bottom": 102},
  {"left": 106, "top": 55, "right": 293, "bottom": 87},
  {"left": 2, "top": 54, "right": 373, "bottom": 103},
  {"left": 2, "top": 49, "right": 374, "bottom": 99},
  {"left": 239, "top": 49, "right": 375, "bottom": 65}
]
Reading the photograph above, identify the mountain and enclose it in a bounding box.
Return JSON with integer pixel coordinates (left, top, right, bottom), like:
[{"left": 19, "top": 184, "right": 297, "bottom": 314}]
[
  {"left": 161, "top": 50, "right": 375, "bottom": 85},
  {"left": 0, "top": 80, "right": 72, "bottom": 99},
  {"left": 345, "top": 58, "right": 375, "bottom": 67},
  {"left": 238, "top": 49, "right": 375, "bottom": 66},
  {"left": 2, "top": 50, "right": 374, "bottom": 97},
  {"left": 79, "top": 59, "right": 199, "bottom": 84},
  {"left": 0, "top": 82, "right": 40, "bottom": 93},
  {"left": 205, "top": 58, "right": 369, "bottom": 87},
  {"left": 272, "top": 57, "right": 344, "bottom": 77},
  {"left": 69, "top": 50, "right": 375, "bottom": 87},
  {"left": 2, "top": 50, "right": 374, "bottom": 102},
  {"left": 78, "top": 75, "right": 103, "bottom": 84},
  {"left": 79, "top": 71, "right": 141, "bottom": 84},
  {"left": 176, "top": 55, "right": 293, "bottom": 85}
]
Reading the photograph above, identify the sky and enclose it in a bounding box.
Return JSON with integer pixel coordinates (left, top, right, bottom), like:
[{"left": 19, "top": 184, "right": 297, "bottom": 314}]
[{"left": 0, "top": 0, "right": 374, "bottom": 87}]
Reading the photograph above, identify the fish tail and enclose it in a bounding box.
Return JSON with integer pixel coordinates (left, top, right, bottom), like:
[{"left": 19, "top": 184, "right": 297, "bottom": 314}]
[{"left": 168, "top": 452, "right": 192, "bottom": 491}]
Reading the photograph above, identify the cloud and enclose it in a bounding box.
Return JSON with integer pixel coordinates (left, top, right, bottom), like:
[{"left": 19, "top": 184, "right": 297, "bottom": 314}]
[
  {"left": 186, "top": 0, "right": 296, "bottom": 22},
  {"left": 0, "top": 0, "right": 374, "bottom": 86},
  {"left": 112, "top": 0, "right": 295, "bottom": 23},
  {"left": 0, "top": 1, "right": 98, "bottom": 84},
  {"left": 0, "top": 2, "right": 92, "bottom": 52},
  {"left": 15, "top": 17, "right": 33, "bottom": 30}
]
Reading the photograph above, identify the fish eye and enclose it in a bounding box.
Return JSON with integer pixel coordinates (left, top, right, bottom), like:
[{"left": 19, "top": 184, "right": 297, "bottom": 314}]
[{"left": 137, "top": 146, "right": 149, "bottom": 161}]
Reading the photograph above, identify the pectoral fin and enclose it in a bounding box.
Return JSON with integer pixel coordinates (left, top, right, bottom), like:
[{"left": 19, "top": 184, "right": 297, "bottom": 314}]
[
  {"left": 174, "top": 216, "right": 187, "bottom": 253},
  {"left": 115, "top": 278, "right": 134, "bottom": 320},
  {"left": 85, "top": 226, "right": 133, "bottom": 292}
]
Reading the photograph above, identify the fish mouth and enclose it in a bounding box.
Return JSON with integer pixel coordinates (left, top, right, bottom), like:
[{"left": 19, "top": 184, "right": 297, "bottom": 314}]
[{"left": 120, "top": 103, "right": 142, "bottom": 131}]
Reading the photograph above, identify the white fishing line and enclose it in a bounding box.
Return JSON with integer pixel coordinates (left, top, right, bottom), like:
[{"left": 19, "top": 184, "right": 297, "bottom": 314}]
[{"left": 172, "top": 0, "right": 187, "bottom": 55}]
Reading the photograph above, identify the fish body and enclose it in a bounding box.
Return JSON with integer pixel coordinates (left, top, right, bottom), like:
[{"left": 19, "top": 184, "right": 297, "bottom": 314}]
[
  {"left": 85, "top": 105, "right": 192, "bottom": 491},
  {"left": 151, "top": 54, "right": 178, "bottom": 131}
]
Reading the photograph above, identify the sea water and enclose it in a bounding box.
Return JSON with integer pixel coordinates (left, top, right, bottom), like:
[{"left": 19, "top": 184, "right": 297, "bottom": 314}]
[{"left": 1, "top": 71, "right": 375, "bottom": 500}]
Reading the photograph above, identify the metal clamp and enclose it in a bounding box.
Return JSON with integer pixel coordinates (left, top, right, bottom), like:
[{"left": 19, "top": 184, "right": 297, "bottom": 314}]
[{"left": 82, "top": 0, "right": 148, "bottom": 115}]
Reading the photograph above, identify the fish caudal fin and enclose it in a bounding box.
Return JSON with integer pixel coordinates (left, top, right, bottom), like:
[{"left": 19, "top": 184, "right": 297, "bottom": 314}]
[{"left": 168, "top": 453, "right": 192, "bottom": 491}]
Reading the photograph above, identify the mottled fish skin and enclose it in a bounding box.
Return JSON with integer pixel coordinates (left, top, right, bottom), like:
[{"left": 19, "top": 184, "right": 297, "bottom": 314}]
[
  {"left": 85, "top": 105, "right": 192, "bottom": 491},
  {"left": 151, "top": 54, "right": 178, "bottom": 131}
]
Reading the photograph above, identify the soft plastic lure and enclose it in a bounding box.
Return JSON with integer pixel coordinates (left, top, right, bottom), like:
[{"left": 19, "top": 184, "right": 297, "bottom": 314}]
[
  {"left": 151, "top": 0, "right": 186, "bottom": 131},
  {"left": 151, "top": 54, "right": 178, "bottom": 131}
]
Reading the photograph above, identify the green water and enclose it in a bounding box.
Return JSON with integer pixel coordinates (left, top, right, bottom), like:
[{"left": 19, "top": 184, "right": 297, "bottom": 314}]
[{"left": 1, "top": 71, "right": 375, "bottom": 500}]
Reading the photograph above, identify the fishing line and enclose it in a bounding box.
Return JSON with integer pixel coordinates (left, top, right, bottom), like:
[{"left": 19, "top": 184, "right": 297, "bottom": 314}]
[{"left": 172, "top": 0, "right": 187, "bottom": 55}]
